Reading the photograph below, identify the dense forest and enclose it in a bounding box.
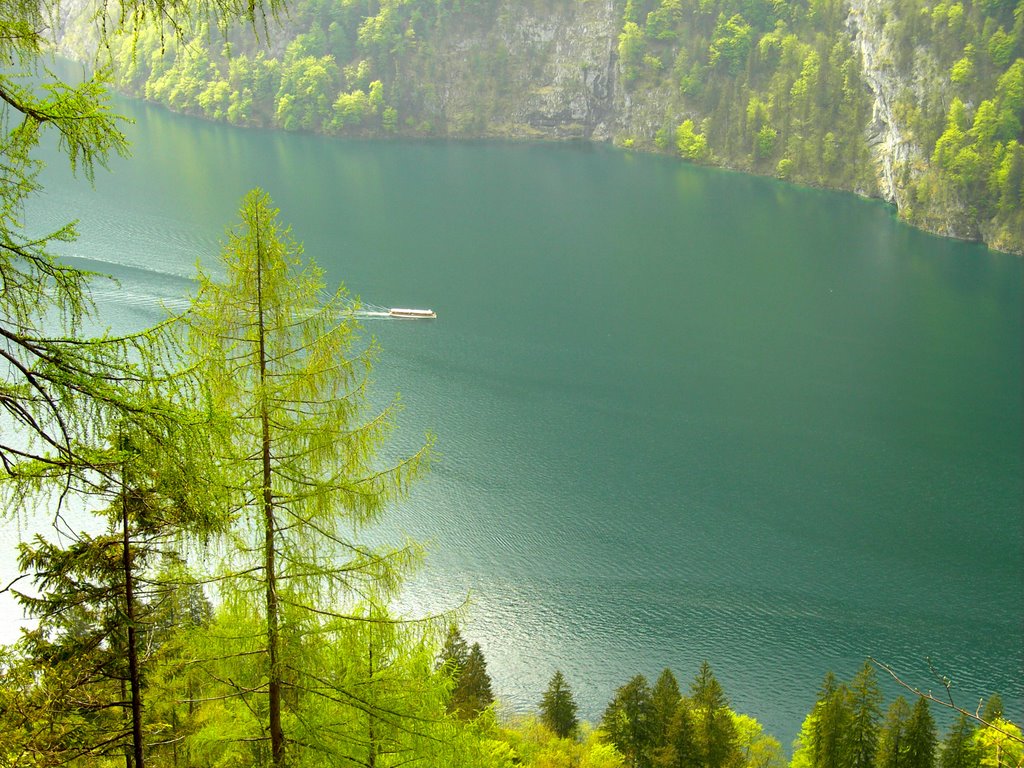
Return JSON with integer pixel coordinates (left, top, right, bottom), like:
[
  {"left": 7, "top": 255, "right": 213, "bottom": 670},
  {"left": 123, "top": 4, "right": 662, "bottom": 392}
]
[{"left": 56, "top": 0, "right": 1024, "bottom": 252}]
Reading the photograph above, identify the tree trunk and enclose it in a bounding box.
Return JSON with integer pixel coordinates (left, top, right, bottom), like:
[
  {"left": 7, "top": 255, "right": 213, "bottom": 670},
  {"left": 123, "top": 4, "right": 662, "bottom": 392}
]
[
  {"left": 122, "top": 476, "right": 145, "bottom": 768},
  {"left": 255, "top": 210, "right": 285, "bottom": 767}
]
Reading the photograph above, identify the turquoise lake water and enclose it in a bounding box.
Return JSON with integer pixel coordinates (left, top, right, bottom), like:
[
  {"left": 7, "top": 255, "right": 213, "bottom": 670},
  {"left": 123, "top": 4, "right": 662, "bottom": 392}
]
[{"left": 5, "top": 88, "right": 1022, "bottom": 745}]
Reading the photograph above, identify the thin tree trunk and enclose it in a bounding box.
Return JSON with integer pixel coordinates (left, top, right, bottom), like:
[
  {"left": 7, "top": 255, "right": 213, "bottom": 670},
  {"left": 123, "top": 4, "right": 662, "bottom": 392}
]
[
  {"left": 122, "top": 677, "right": 134, "bottom": 768},
  {"left": 255, "top": 210, "right": 285, "bottom": 767},
  {"left": 122, "top": 474, "right": 145, "bottom": 768},
  {"left": 368, "top": 633, "right": 376, "bottom": 768}
]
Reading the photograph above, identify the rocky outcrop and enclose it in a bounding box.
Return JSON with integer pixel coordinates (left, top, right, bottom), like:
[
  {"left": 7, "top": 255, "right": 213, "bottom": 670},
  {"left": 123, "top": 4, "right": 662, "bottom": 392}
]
[
  {"left": 845, "top": 0, "right": 917, "bottom": 206},
  {"left": 52, "top": 0, "right": 1023, "bottom": 253},
  {"left": 412, "top": 0, "right": 621, "bottom": 139}
]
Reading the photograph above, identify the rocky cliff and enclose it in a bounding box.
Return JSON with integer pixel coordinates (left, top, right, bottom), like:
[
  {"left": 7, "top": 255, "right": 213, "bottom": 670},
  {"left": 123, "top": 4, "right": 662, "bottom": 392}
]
[{"left": 58, "top": 0, "right": 1024, "bottom": 253}]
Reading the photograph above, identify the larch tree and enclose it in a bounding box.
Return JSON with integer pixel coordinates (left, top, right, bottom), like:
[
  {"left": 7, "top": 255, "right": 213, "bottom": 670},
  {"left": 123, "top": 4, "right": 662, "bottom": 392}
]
[
  {"left": 540, "top": 670, "right": 579, "bottom": 739},
  {"left": 184, "top": 188, "right": 430, "bottom": 767},
  {"left": 0, "top": 0, "right": 287, "bottom": 488},
  {"left": 0, "top": 0, "right": 282, "bottom": 760}
]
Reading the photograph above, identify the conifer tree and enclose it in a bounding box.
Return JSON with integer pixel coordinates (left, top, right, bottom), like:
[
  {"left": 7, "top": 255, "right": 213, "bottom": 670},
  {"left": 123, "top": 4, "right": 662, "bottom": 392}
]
[
  {"left": 8, "top": 422, "right": 222, "bottom": 768},
  {"left": 652, "top": 669, "right": 683, "bottom": 750},
  {"left": 848, "top": 661, "right": 883, "bottom": 768},
  {"left": 941, "top": 716, "right": 981, "bottom": 768},
  {"left": 691, "top": 661, "right": 739, "bottom": 768},
  {"left": 438, "top": 624, "right": 471, "bottom": 675},
  {"left": 981, "top": 696, "right": 1004, "bottom": 724},
  {"left": 879, "top": 697, "right": 913, "bottom": 768},
  {"left": 654, "top": 699, "right": 701, "bottom": 768},
  {"left": 451, "top": 642, "right": 495, "bottom": 719},
  {"left": 540, "top": 670, "right": 579, "bottom": 739},
  {"left": 603, "top": 674, "right": 656, "bottom": 768},
  {"left": 184, "top": 188, "right": 429, "bottom": 767},
  {"left": 905, "top": 698, "right": 938, "bottom": 768},
  {"left": 811, "top": 672, "right": 852, "bottom": 768},
  {"left": 0, "top": 0, "right": 284, "bottom": 490}
]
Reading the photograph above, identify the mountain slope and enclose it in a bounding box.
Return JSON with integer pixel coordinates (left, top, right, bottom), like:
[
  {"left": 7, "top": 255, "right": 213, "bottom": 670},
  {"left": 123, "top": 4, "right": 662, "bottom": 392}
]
[{"left": 60, "top": 0, "right": 1024, "bottom": 252}]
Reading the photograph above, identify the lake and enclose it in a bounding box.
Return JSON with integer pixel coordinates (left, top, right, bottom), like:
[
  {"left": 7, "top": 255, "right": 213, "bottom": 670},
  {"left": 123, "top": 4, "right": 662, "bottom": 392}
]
[{"left": 4, "top": 83, "right": 1022, "bottom": 746}]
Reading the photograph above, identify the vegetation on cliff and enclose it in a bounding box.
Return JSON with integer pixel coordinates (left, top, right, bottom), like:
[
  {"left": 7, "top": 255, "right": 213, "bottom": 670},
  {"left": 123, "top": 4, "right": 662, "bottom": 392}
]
[{"left": 60, "top": 0, "right": 1024, "bottom": 253}]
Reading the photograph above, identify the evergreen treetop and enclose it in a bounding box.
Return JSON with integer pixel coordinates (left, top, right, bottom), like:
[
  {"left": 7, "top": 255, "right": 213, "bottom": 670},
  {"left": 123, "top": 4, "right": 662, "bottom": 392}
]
[{"left": 540, "top": 670, "right": 579, "bottom": 739}]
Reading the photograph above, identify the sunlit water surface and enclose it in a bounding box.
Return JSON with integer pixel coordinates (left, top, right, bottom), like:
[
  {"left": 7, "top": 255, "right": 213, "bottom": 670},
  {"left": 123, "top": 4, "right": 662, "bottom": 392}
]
[{"left": 3, "top": 80, "right": 1021, "bottom": 745}]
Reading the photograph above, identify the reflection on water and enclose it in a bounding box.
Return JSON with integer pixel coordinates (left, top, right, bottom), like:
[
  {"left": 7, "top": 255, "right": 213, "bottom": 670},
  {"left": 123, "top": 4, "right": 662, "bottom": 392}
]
[{"left": 5, "top": 91, "right": 1021, "bottom": 744}]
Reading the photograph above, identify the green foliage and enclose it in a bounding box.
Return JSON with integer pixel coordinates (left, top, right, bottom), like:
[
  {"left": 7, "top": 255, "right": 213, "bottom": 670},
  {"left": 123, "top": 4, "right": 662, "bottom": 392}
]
[
  {"left": 974, "top": 716, "right": 1024, "bottom": 768},
  {"left": 541, "top": 671, "right": 580, "bottom": 739},
  {"left": 602, "top": 674, "right": 656, "bottom": 768},
  {"left": 676, "top": 118, "right": 710, "bottom": 159},
  {"left": 439, "top": 626, "right": 496, "bottom": 720},
  {"left": 905, "top": 699, "right": 938, "bottom": 768},
  {"left": 620, "top": 21, "right": 648, "bottom": 83},
  {"left": 942, "top": 716, "right": 982, "bottom": 768},
  {"left": 710, "top": 14, "right": 754, "bottom": 74},
  {"left": 651, "top": 669, "right": 683, "bottom": 752},
  {"left": 183, "top": 188, "right": 431, "bottom": 767},
  {"left": 454, "top": 642, "right": 497, "bottom": 719},
  {"left": 655, "top": 699, "right": 700, "bottom": 768},
  {"left": 498, "top": 717, "right": 626, "bottom": 768},
  {"left": 56, "top": 0, "right": 1023, "bottom": 251},
  {"left": 809, "top": 672, "right": 852, "bottom": 768},
  {"left": 691, "top": 661, "right": 740, "bottom": 768},
  {"left": 848, "top": 661, "right": 884, "bottom": 768},
  {"left": 877, "top": 697, "right": 912, "bottom": 768}
]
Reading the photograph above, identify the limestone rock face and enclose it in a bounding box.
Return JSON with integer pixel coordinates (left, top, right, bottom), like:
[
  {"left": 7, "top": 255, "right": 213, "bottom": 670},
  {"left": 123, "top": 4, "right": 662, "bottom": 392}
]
[
  {"left": 846, "top": 0, "right": 916, "bottom": 207},
  {"left": 413, "top": 0, "right": 621, "bottom": 139},
  {"left": 51, "top": 0, "right": 1023, "bottom": 253}
]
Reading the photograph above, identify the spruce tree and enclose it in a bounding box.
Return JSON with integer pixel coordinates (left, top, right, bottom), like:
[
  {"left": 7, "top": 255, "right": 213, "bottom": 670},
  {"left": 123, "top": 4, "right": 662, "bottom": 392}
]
[
  {"left": 451, "top": 642, "right": 495, "bottom": 719},
  {"left": 654, "top": 699, "right": 701, "bottom": 768},
  {"left": 811, "top": 672, "right": 852, "bottom": 768},
  {"left": 10, "top": 423, "right": 222, "bottom": 768},
  {"left": 438, "top": 624, "right": 471, "bottom": 675},
  {"left": 981, "top": 696, "right": 1004, "bottom": 724},
  {"left": 652, "top": 669, "right": 683, "bottom": 750},
  {"left": 602, "top": 674, "right": 656, "bottom": 768},
  {"left": 940, "top": 716, "right": 980, "bottom": 768},
  {"left": 879, "top": 697, "right": 913, "bottom": 768},
  {"left": 905, "top": 698, "right": 938, "bottom": 768},
  {"left": 848, "top": 661, "right": 883, "bottom": 768},
  {"left": 691, "top": 661, "right": 739, "bottom": 768},
  {"left": 540, "top": 670, "right": 579, "bottom": 738},
  {"left": 185, "top": 189, "right": 429, "bottom": 767}
]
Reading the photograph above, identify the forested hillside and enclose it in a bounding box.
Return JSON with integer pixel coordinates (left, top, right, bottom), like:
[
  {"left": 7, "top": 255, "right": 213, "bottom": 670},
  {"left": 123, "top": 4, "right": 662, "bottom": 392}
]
[{"left": 58, "top": 0, "right": 1024, "bottom": 253}]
